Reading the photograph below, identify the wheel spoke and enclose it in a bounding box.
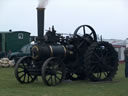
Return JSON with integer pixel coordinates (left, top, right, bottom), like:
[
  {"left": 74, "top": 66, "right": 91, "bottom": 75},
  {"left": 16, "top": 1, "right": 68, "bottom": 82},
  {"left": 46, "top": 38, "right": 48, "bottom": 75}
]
[
  {"left": 89, "top": 32, "right": 93, "bottom": 35},
  {"left": 102, "top": 63, "right": 113, "bottom": 70},
  {"left": 76, "top": 34, "right": 82, "bottom": 39},
  {"left": 50, "top": 75, "right": 52, "bottom": 85},
  {"left": 97, "top": 73, "right": 101, "bottom": 79},
  {"left": 18, "top": 70, "right": 24, "bottom": 74},
  {"left": 94, "top": 53, "right": 101, "bottom": 61},
  {"left": 27, "top": 74, "right": 30, "bottom": 83},
  {"left": 54, "top": 74, "right": 57, "bottom": 84},
  {"left": 47, "top": 75, "right": 52, "bottom": 82},
  {"left": 77, "top": 41, "right": 85, "bottom": 48},
  {"left": 91, "top": 66, "right": 98, "bottom": 73},
  {"left": 27, "top": 71, "right": 33, "bottom": 80},
  {"left": 26, "top": 59, "right": 31, "bottom": 65},
  {"left": 45, "top": 70, "right": 51, "bottom": 75},
  {"left": 103, "top": 72, "right": 108, "bottom": 77},
  {"left": 55, "top": 74, "right": 61, "bottom": 81},
  {"left": 19, "top": 73, "right": 25, "bottom": 79},
  {"left": 56, "top": 71, "right": 62, "bottom": 75},
  {"left": 83, "top": 26, "right": 86, "bottom": 36},
  {"left": 23, "top": 73, "right": 26, "bottom": 82},
  {"left": 18, "top": 65, "right": 24, "bottom": 69},
  {"left": 22, "top": 63, "right": 27, "bottom": 69}
]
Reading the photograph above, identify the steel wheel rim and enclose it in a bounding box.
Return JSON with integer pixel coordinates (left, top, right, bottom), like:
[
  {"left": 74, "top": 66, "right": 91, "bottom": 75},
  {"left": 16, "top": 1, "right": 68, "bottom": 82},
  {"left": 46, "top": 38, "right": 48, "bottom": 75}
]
[{"left": 15, "top": 57, "right": 37, "bottom": 84}]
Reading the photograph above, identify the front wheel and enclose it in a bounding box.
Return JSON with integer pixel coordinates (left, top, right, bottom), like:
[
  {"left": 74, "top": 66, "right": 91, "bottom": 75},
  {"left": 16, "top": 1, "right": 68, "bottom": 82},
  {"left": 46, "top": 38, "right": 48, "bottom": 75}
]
[
  {"left": 15, "top": 56, "right": 37, "bottom": 84},
  {"left": 42, "top": 57, "right": 66, "bottom": 86}
]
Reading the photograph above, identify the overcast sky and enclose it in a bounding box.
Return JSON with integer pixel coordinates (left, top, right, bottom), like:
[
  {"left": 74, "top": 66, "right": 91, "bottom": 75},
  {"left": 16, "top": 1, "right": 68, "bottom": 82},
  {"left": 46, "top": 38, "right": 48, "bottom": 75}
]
[{"left": 0, "top": 0, "right": 128, "bottom": 40}]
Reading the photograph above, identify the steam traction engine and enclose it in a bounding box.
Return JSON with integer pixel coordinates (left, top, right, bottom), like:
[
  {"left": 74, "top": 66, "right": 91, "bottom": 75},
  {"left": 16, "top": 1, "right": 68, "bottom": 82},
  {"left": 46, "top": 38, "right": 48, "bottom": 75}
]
[{"left": 14, "top": 8, "right": 118, "bottom": 86}]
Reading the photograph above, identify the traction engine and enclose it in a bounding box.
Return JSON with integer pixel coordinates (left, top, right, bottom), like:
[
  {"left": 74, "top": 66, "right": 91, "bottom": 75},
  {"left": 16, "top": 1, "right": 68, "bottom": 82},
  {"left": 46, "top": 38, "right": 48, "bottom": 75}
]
[{"left": 14, "top": 8, "right": 118, "bottom": 86}]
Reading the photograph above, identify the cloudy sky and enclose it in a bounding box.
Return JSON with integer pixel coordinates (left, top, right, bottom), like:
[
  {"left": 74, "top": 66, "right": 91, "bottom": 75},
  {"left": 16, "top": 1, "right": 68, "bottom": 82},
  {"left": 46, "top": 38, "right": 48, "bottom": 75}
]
[{"left": 0, "top": 0, "right": 128, "bottom": 39}]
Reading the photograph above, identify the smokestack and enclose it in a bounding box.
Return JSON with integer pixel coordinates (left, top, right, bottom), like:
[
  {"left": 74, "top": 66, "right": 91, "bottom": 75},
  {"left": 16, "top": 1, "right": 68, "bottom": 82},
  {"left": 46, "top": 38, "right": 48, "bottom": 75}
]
[{"left": 37, "top": 8, "right": 45, "bottom": 41}]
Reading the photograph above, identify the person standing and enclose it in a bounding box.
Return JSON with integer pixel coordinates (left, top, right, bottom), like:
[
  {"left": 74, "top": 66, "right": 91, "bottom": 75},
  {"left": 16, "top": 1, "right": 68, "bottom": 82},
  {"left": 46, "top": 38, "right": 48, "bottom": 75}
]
[{"left": 124, "top": 38, "right": 128, "bottom": 77}]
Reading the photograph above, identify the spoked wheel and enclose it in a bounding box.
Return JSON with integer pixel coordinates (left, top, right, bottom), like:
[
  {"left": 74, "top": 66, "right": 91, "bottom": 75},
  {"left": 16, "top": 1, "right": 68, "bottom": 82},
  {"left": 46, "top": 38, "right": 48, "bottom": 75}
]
[
  {"left": 84, "top": 41, "right": 118, "bottom": 81},
  {"left": 73, "top": 25, "right": 97, "bottom": 45},
  {"left": 42, "top": 57, "right": 66, "bottom": 86},
  {"left": 15, "top": 56, "right": 37, "bottom": 84}
]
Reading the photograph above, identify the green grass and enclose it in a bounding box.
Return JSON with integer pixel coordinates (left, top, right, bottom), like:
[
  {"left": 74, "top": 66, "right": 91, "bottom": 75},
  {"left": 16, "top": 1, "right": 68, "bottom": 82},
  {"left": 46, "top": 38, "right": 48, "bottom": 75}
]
[{"left": 0, "top": 64, "right": 128, "bottom": 96}]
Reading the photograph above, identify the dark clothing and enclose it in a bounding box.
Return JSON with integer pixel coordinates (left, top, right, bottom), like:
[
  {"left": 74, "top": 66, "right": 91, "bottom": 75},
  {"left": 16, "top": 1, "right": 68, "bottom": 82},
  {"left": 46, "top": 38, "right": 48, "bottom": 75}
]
[{"left": 124, "top": 48, "right": 128, "bottom": 77}]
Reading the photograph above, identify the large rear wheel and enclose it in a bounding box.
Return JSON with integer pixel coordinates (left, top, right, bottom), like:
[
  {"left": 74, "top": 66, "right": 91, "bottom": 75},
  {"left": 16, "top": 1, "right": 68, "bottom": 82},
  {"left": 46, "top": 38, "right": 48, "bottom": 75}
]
[{"left": 84, "top": 41, "right": 118, "bottom": 81}]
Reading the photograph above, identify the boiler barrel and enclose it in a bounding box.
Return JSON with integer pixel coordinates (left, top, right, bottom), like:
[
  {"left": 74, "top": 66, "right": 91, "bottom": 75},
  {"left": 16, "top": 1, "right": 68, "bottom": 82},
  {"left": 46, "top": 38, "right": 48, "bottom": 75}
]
[
  {"left": 49, "top": 45, "right": 67, "bottom": 57},
  {"left": 31, "top": 45, "right": 68, "bottom": 60}
]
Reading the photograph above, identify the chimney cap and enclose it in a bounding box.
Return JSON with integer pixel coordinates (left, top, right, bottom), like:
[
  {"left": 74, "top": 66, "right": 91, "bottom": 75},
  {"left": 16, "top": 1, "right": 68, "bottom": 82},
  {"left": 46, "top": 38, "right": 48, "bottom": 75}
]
[{"left": 36, "top": 8, "right": 45, "bottom": 10}]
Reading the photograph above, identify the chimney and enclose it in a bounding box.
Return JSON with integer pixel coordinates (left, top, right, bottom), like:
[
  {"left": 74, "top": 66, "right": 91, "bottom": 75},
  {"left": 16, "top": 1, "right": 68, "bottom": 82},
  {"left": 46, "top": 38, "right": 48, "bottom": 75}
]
[{"left": 37, "top": 8, "right": 45, "bottom": 41}]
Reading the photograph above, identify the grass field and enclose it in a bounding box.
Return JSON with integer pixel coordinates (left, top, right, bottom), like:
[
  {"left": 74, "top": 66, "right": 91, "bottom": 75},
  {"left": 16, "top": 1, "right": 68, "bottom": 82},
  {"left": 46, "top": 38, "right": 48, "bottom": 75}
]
[{"left": 0, "top": 64, "right": 128, "bottom": 96}]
